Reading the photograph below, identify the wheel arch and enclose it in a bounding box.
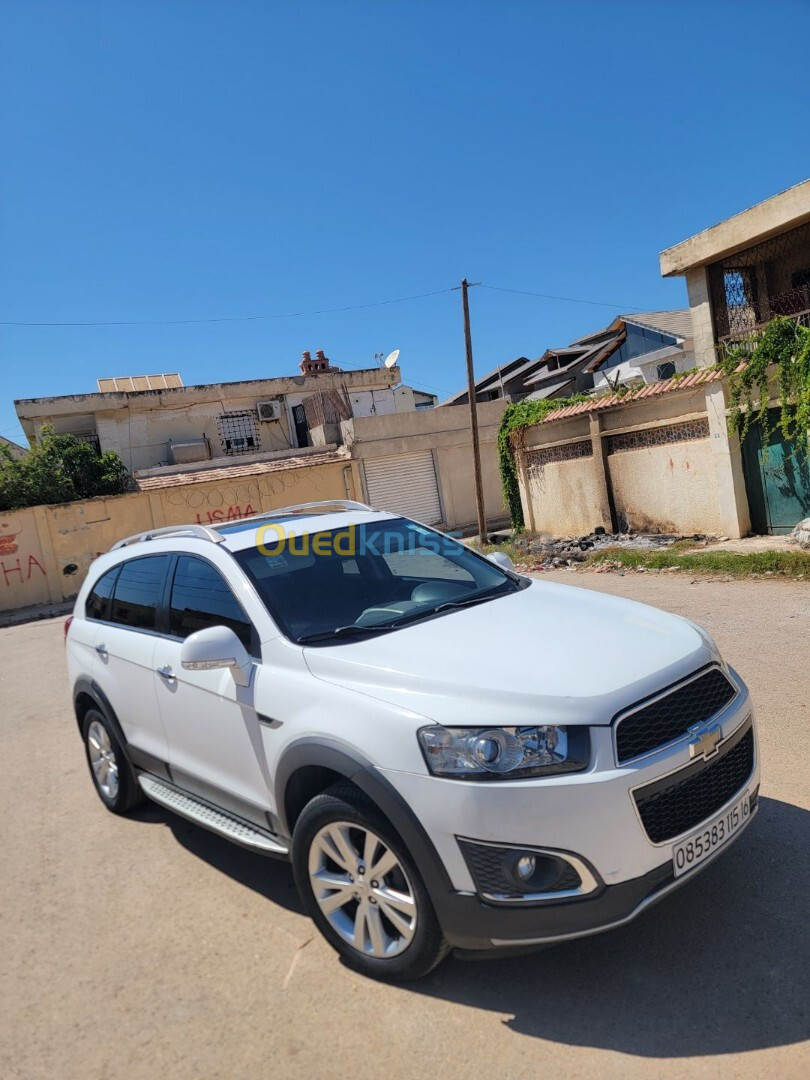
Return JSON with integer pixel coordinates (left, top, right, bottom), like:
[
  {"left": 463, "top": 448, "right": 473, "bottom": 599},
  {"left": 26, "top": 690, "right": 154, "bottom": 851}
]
[
  {"left": 72, "top": 676, "right": 128, "bottom": 749},
  {"left": 276, "top": 738, "right": 454, "bottom": 899}
]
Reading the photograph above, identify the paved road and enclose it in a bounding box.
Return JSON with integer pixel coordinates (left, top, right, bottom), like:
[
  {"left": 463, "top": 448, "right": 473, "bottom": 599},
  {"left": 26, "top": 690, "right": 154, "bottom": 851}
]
[{"left": 1, "top": 573, "right": 808, "bottom": 1080}]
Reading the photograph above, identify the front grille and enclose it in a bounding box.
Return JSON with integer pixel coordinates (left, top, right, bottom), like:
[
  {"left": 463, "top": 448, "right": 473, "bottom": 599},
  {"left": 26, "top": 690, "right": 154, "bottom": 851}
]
[
  {"left": 616, "top": 667, "right": 737, "bottom": 764},
  {"left": 634, "top": 725, "right": 754, "bottom": 843}
]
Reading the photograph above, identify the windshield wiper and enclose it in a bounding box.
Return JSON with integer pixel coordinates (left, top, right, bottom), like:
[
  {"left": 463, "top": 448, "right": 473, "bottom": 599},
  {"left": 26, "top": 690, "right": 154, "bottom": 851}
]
[
  {"left": 298, "top": 582, "right": 520, "bottom": 644},
  {"left": 431, "top": 581, "right": 518, "bottom": 614},
  {"left": 298, "top": 624, "right": 397, "bottom": 644}
]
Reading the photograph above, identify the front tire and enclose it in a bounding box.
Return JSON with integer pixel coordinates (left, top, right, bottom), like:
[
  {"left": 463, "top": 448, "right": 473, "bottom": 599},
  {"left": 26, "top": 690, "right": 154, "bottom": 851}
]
[
  {"left": 292, "top": 784, "right": 448, "bottom": 981},
  {"left": 82, "top": 708, "right": 143, "bottom": 815}
]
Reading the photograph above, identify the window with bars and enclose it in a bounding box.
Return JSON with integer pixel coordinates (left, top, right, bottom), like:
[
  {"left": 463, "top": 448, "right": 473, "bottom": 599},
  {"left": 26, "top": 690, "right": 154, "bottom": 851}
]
[
  {"left": 708, "top": 220, "right": 810, "bottom": 342},
  {"left": 71, "top": 432, "right": 101, "bottom": 454},
  {"left": 217, "top": 411, "right": 261, "bottom": 455}
]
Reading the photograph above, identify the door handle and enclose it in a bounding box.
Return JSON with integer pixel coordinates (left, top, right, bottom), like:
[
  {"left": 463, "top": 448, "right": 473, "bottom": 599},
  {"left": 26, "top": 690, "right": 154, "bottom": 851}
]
[
  {"left": 157, "top": 665, "right": 176, "bottom": 682},
  {"left": 95, "top": 643, "right": 108, "bottom": 657}
]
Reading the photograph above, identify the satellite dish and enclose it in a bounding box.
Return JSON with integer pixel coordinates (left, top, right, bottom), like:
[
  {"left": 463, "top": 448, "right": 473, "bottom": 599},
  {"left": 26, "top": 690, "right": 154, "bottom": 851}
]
[{"left": 384, "top": 349, "right": 400, "bottom": 369}]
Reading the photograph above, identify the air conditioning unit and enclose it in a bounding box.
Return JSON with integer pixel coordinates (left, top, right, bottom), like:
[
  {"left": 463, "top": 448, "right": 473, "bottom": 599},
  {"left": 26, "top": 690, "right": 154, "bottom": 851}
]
[{"left": 257, "top": 399, "right": 283, "bottom": 422}]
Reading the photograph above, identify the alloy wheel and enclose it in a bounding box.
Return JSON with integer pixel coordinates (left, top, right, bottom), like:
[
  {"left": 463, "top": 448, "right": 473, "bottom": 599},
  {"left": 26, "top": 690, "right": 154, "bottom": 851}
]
[
  {"left": 87, "top": 719, "right": 119, "bottom": 800},
  {"left": 308, "top": 821, "right": 418, "bottom": 958}
]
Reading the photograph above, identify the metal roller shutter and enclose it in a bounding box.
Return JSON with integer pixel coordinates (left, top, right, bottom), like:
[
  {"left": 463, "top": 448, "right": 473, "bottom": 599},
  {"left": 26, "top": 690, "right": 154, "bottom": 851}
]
[{"left": 363, "top": 450, "right": 442, "bottom": 524}]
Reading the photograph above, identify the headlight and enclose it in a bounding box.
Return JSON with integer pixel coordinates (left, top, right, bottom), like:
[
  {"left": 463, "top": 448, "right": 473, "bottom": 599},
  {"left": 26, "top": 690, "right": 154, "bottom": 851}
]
[{"left": 417, "top": 725, "right": 590, "bottom": 780}]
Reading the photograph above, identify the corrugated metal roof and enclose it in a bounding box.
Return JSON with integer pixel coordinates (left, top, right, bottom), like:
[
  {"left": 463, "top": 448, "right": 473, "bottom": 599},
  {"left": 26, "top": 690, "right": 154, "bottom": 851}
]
[
  {"left": 537, "top": 365, "right": 742, "bottom": 424},
  {"left": 620, "top": 310, "right": 692, "bottom": 340},
  {"left": 136, "top": 450, "right": 345, "bottom": 490}
]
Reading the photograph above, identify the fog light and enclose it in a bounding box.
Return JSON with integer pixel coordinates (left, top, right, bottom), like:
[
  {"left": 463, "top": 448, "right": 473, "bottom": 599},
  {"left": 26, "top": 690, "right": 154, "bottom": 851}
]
[{"left": 515, "top": 854, "right": 536, "bottom": 881}]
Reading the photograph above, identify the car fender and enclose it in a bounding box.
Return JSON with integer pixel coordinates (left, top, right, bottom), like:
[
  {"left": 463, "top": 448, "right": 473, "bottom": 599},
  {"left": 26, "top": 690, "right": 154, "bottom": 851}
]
[
  {"left": 275, "top": 737, "right": 455, "bottom": 898},
  {"left": 72, "top": 675, "right": 129, "bottom": 747}
]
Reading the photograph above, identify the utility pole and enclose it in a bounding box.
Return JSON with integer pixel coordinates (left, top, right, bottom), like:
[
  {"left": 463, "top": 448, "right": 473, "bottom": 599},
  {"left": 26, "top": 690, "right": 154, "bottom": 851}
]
[{"left": 461, "top": 278, "right": 487, "bottom": 546}]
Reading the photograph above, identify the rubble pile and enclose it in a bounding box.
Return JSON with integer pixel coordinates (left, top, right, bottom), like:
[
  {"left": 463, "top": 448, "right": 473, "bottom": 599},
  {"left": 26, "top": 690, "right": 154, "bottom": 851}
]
[{"left": 508, "top": 528, "right": 708, "bottom": 571}]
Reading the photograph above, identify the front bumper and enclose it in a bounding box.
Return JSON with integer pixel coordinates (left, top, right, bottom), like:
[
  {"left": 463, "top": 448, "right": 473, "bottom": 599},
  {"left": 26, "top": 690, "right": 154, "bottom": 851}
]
[
  {"left": 378, "top": 671, "right": 759, "bottom": 950},
  {"left": 432, "top": 790, "right": 758, "bottom": 950}
]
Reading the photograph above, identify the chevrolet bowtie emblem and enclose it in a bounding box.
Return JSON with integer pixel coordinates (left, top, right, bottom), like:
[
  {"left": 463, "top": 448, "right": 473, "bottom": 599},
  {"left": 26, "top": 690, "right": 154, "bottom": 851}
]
[{"left": 689, "top": 724, "right": 722, "bottom": 760}]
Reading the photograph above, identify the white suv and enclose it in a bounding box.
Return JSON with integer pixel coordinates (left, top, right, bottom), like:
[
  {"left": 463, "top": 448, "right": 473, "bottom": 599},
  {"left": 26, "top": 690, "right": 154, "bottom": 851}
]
[{"left": 66, "top": 500, "right": 760, "bottom": 980}]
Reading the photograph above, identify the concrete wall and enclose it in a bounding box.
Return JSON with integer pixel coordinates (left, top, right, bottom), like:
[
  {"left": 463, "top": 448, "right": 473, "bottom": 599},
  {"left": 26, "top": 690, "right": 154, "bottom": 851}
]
[
  {"left": 525, "top": 449, "right": 603, "bottom": 536},
  {"left": 0, "top": 508, "right": 51, "bottom": 611},
  {"left": 608, "top": 437, "right": 722, "bottom": 534},
  {"left": 516, "top": 381, "right": 750, "bottom": 539},
  {"left": 153, "top": 460, "right": 353, "bottom": 528},
  {"left": 0, "top": 457, "right": 352, "bottom": 614},
  {"left": 343, "top": 400, "right": 508, "bottom": 529}
]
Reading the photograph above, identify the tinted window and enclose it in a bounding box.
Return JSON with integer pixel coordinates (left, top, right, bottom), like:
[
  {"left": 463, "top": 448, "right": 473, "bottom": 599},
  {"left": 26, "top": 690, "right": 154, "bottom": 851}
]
[
  {"left": 169, "top": 556, "right": 254, "bottom": 653},
  {"left": 109, "top": 556, "right": 170, "bottom": 632},
  {"left": 85, "top": 566, "right": 120, "bottom": 621}
]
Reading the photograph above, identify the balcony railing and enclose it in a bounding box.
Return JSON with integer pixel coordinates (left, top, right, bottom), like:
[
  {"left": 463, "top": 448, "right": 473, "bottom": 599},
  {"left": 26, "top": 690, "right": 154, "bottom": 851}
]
[{"left": 708, "top": 219, "right": 810, "bottom": 345}]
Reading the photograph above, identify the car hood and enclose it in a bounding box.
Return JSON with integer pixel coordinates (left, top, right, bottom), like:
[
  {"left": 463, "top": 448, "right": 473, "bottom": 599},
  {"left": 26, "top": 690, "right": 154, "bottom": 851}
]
[{"left": 303, "top": 579, "right": 715, "bottom": 727}]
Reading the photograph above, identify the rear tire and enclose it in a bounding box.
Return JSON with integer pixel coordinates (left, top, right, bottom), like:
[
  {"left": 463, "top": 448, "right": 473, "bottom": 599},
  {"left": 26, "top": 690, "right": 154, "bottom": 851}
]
[
  {"left": 82, "top": 708, "right": 143, "bottom": 815},
  {"left": 292, "top": 783, "right": 449, "bottom": 981}
]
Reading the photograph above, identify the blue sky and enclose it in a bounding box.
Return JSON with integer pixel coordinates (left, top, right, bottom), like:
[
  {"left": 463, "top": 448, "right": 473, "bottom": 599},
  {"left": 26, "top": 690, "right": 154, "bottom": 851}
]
[{"left": 2, "top": 0, "right": 808, "bottom": 445}]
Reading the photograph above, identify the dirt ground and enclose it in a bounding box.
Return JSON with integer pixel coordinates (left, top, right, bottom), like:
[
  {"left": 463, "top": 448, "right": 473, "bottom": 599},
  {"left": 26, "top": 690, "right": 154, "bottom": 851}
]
[{"left": 1, "top": 572, "right": 808, "bottom": 1080}]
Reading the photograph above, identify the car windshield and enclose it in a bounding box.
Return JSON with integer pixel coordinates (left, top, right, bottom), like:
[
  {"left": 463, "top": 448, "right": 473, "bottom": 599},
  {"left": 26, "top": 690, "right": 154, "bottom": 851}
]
[{"left": 234, "top": 517, "right": 521, "bottom": 644}]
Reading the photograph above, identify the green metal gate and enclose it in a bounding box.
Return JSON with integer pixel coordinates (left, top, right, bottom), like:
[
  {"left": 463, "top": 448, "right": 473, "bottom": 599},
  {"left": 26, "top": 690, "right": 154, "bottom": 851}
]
[{"left": 741, "top": 409, "right": 810, "bottom": 533}]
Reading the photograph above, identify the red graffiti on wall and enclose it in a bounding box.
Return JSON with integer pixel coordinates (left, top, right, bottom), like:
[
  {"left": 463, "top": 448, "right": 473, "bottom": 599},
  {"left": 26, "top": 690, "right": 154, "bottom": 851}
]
[
  {"left": 1, "top": 554, "right": 46, "bottom": 588},
  {"left": 0, "top": 516, "right": 23, "bottom": 556},
  {"left": 194, "top": 504, "right": 255, "bottom": 525}
]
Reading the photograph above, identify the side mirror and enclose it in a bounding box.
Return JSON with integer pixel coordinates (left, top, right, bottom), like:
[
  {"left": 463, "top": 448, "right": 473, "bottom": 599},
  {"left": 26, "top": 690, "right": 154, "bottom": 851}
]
[
  {"left": 181, "top": 626, "right": 253, "bottom": 687},
  {"left": 487, "top": 550, "right": 515, "bottom": 573}
]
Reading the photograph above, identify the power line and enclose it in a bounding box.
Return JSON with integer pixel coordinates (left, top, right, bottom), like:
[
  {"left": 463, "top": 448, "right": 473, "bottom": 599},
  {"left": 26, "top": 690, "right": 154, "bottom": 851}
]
[
  {"left": 0, "top": 281, "right": 662, "bottom": 329},
  {"left": 481, "top": 283, "right": 641, "bottom": 311},
  {"left": 0, "top": 287, "right": 457, "bottom": 327}
]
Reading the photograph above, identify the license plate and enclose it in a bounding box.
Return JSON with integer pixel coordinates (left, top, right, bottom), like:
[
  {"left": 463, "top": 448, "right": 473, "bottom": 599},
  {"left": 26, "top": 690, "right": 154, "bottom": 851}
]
[{"left": 672, "top": 789, "right": 752, "bottom": 878}]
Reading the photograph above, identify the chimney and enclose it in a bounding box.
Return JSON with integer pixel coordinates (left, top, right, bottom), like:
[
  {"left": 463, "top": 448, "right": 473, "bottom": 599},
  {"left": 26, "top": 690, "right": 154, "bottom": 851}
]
[{"left": 300, "top": 348, "right": 341, "bottom": 375}]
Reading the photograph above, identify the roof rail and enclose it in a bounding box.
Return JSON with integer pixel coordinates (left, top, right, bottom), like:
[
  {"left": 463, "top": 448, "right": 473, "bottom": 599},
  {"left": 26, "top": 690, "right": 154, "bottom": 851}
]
[
  {"left": 110, "top": 524, "right": 226, "bottom": 551},
  {"left": 109, "top": 502, "right": 377, "bottom": 552},
  {"left": 237, "top": 499, "right": 376, "bottom": 524}
]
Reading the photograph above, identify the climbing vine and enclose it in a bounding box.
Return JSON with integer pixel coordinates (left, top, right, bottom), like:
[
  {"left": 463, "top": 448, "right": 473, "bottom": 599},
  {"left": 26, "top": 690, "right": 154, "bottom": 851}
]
[
  {"left": 718, "top": 315, "right": 810, "bottom": 446},
  {"left": 497, "top": 395, "right": 590, "bottom": 529}
]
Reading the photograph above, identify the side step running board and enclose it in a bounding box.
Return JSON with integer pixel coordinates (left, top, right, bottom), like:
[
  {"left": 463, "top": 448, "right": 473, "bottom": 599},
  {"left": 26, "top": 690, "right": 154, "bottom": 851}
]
[{"left": 138, "top": 775, "right": 289, "bottom": 856}]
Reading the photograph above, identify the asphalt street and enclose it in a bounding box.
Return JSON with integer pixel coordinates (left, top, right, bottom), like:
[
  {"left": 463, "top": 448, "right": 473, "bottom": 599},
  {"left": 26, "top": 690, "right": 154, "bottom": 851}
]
[{"left": 1, "top": 571, "right": 808, "bottom": 1080}]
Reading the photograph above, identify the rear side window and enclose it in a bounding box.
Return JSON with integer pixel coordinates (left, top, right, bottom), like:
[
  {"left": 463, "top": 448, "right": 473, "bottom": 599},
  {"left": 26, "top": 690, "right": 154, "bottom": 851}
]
[
  {"left": 85, "top": 567, "right": 120, "bottom": 621},
  {"left": 169, "top": 556, "right": 254, "bottom": 653},
  {"left": 109, "top": 555, "right": 171, "bottom": 632}
]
